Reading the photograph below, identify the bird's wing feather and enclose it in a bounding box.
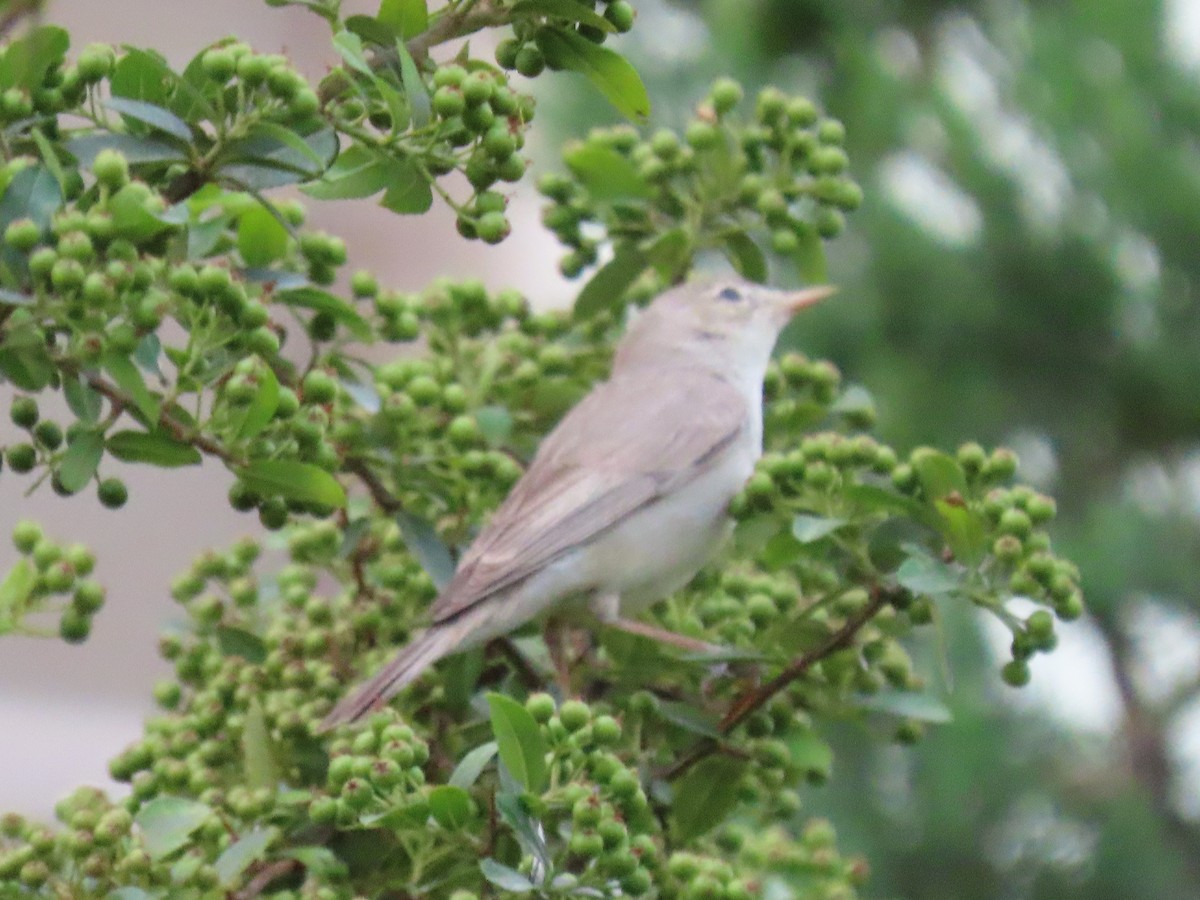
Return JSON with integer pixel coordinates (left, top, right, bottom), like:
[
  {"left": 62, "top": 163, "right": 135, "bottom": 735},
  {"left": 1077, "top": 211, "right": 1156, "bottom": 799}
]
[{"left": 430, "top": 367, "right": 747, "bottom": 623}]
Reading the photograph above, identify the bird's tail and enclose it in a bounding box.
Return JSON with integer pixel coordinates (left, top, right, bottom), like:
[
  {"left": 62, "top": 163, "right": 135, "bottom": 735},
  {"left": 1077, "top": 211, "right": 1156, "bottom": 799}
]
[{"left": 318, "top": 627, "right": 451, "bottom": 731}]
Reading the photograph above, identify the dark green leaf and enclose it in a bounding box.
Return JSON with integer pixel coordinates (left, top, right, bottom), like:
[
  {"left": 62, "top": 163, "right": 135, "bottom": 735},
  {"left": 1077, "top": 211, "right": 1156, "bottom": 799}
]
[
  {"left": 428, "top": 785, "right": 474, "bottom": 829},
  {"left": 896, "top": 550, "right": 960, "bottom": 596},
  {"left": 29, "top": 127, "right": 68, "bottom": 193},
  {"left": 563, "top": 143, "right": 649, "bottom": 200},
  {"left": 449, "top": 741, "right": 497, "bottom": 789},
  {"left": 104, "top": 352, "right": 161, "bottom": 423},
  {"left": 652, "top": 698, "right": 721, "bottom": 738},
  {"left": 911, "top": 449, "right": 967, "bottom": 500},
  {"left": 380, "top": 157, "right": 433, "bottom": 213},
  {"left": 214, "top": 827, "right": 276, "bottom": 887},
  {"left": 106, "top": 430, "right": 201, "bottom": 467},
  {"left": 535, "top": 27, "right": 650, "bottom": 121},
  {"left": 274, "top": 286, "right": 371, "bottom": 340},
  {"left": 395, "top": 510, "right": 455, "bottom": 589},
  {"left": 236, "top": 460, "right": 347, "bottom": 508},
  {"left": 842, "top": 483, "right": 932, "bottom": 525},
  {"left": 57, "top": 431, "right": 104, "bottom": 493},
  {"left": 220, "top": 126, "right": 338, "bottom": 190},
  {"left": 237, "top": 204, "right": 289, "bottom": 267},
  {"left": 723, "top": 230, "right": 768, "bottom": 283},
  {"left": 792, "top": 514, "right": 848, "bottom": 543},
  {"left": 68, "top": 133, "right": 187, "bottom": 169},
  {"left": 64, "top": 376, "right": 103, "bottom": 424},
  {"left": 786, "top": 730, "right": 833, "bottom": 779},
  {"left": 514, "top": 0, "right": 616, "bottom": 33},
  {"left": 642, "top": 227, "right": 692, "bottom": 281},
  {"left": 134, "top": 797, "right": 212, "bottom": 860},
  {"left": 104, "top": 97, "right": 192, "bottom": 142},
  {"left": 573, "top": 244, "right": 647, "bottom": 320},
  {"left": 479, "top": 858, "right": 534, "bottom": 893},
  {"left": 217, "top": 625, "right": 268, "bottom": 663},
  {"left": 134, "top": 333, "right": 163, "bottom": 376},
  {"left": 379, "top": 0, "right": 428, "bottom": 36},
  {"left": 241, "top": 700, "right": 280, "bottom": 791},
  {"left": 171, "top": 47, "right": 222, "bottom": 122},
  {"left": 395, "top": 40, "right": 431, "bottom": 128},
  {"left": 486, "top": 692, "right": 547, "bottom": 792},
  {"left": 345, "top": 14, "right": 399, "bottom": 45},
  {"left": 110, "top": 48, "right": 174, "bottom": 105},
  {"left": 670, "top": 756, "right": 748, "bottom": 842},
  {"left": 0, "top": 344, "right": 53, "bottom": 390},
  {"left": 233, "top": 365, "right": 281, "bottom": 441},
  {"left": 794, "top": 227, "right": 828, "bottom": 283}
]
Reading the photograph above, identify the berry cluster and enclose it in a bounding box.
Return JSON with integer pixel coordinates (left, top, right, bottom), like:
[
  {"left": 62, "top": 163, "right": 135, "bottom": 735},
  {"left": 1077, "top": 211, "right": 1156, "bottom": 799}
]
[{"left": 4, "top": 521, "right": 102, "bottom": 642}]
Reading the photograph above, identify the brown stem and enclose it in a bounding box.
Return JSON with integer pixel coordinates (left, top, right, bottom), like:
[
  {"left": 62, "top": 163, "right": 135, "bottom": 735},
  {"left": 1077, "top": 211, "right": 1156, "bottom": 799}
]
[
  {"left": 233, "top": 858, "right": 300, "bottom": 899},
  {"left": 665, "top": 589, "right": 890, "bottom": 780},
  {"left": 345, "top": 456, "right": 402, "bottom": 512}
]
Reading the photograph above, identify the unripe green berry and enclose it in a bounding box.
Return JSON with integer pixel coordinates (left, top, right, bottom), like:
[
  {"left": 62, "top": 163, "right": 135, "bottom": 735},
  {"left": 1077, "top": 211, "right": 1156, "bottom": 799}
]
[
  {"left": 98, "top": 477, "right": 128, "bottom": 509},
  {"left": 709, "top": 78, "right": 743, "bottom": 114}
]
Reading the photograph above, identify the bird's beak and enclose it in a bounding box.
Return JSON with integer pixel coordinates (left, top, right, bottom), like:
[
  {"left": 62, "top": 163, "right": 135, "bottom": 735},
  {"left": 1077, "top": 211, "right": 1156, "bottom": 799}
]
[{"left": 782, "top": 284, "right": 838, "bottom": 314}]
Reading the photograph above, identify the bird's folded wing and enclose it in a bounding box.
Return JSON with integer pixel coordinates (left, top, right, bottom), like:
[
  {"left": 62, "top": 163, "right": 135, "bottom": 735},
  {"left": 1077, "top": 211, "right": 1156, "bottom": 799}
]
[{"left": 430, "top": 367, "right": 747, "bottom": 623}]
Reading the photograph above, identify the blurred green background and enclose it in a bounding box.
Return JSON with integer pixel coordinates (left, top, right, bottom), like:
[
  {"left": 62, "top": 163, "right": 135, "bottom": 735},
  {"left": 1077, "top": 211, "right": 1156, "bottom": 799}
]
[{"left": 546, "top": 1, "right": 1200, "bottom": 897}]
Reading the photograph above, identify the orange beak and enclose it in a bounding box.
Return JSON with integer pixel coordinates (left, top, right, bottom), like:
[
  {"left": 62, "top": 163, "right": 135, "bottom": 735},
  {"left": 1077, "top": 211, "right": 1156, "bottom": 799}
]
[{"left": 784, "top": 284, "right": 838, "bottom": 314}]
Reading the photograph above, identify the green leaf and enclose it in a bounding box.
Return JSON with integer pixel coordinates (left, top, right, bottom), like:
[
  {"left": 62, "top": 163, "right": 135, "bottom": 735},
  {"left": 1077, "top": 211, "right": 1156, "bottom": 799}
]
[
  {"left": 428, "top": 785, "right": 474, "bottom": 829},
  {"left": 134, "top": 797, "right": 212, "bottom": 860},
  {"left": 670, "top": 756, "right": 748, "bottom": 842},
  {"left": 935, "top": 498, "right": 987, "bottom": 565},
  {"left": 395, "top": 511, "right": 455, "bottom": 590},
  {"left": 108, "top": 184, "right": 176, "bottom": 243},
  {"left": 345, "top": 14, "right": 399, "bottom": 45},
  {"left": 379, "top": 0, "right": 428, "bottom": 37},
  {"left": 110, "top": 48, "right": 174, "bottom": 105},
  {"left": 573, "top": 244, "right": 647, "bottom": 320},
  {"left": 722, "top": 230, "right": 768, "bottom": 282},
  {"left": 475, "top": 405, "right": 513, "bottom": 446},
  {"left": 911, "top": 449, "right": 967, "bottom": 500},
  {"left": 831, "top": 385, "right": 876, "bottom": 420},
  {"left": 794, "top": 227, "right": 828, "bottom": 283},
  {"left": 563, "top": 142, "right": 649, "bottom": 200},
  {"left": 896, "top": 550, "right": 960, "bottom": 596},
  {"left": 278, "top": 845, "right": 344, "bottom": 877},
  {"left": 214, "top": 827, "right": 277, "bottom": 888},
  {"left": 791, "top": 514, "right": 848, "bottom": 543},
  {"left": 495, "top": 791, "right": 551, "bottom": 870},
  {"left": 0, "top": 163, "right": 63, "bottom": 233},
  {"left": 0, "top": 26, "right": 68, "bottom": 92},
  {"left": 241, "top": 700, "right": 280, "bottom": 791},
  {"left": 106, "top": 430, "right": 201, "bottom": 467},
  {"left": 237, "top": 203, "right": 290, "bottom": 267},
  {"left": 486, "top": 692, "right": 547, "bottom": 792},
  {"left": 395, "top": 40, "right": 431, "bottom": 128},
  {"left": 57, "top": 431, "right": 104, "bottom": 493},
  {"left": 0, "top": 560, "right": 36, "bottom": 632},
  {"left": 232, "top": 365, "right": 281, "bottom": 440},
  {"left": 449, "top": 741, "right": 497, "bottom": 789},
  {"left": 103, "top": 97, "right": 192, "bottom": 142},
  {"left": 301, "top": 146, "right": 391, "bottom": 201},
  {"left": 217, "top": 625, "right": 268, "bottom": 663},
  {"left": 29, "top": 127, "right": 68, "bottom": 193},
  {"left": 855, "top": 691, "right": 953, "bottom": 723},
  {"left": 64, "top": 376, "right": 103, "bottom": 424},
  {"left": 104, "top": 352, "right": 161, "bottom": 423},
  {"left": 514, "top": 0, "right": 616, "bottom": 33},
  {"left": 652, "top": 698, "right": 721, "bottom": 739},
  {"left": 236, "top": 460, "right": 347, "bottom": 508},
  {"left": 0, "top": 344, "right": 53, "bottom": 390},
  {"left": 332, "top": 30, "right": 373, "bottom": 76},
  {"left": 380, "top": 157, "right": 433, "bottom": 214},
  {"left": 220, "top": 126, "right": 337, "bottom": 190},
  {"left": 786, "top": 729, "right": 833, "bottom": 781},
  {"left": 69, "top": 133, "right": 187, "bottom": 169},
  {"left": 274, "top": 286, "right": 371, "bottom": 340},
  {"left": 479, "top": 858, "right": 534, "bottom": 893},
  {"left": 534, "top": 27, "right": 650, "bottom": 121},
  {"left": 642, "top": 227, "right": 692, "bottom": 281}
]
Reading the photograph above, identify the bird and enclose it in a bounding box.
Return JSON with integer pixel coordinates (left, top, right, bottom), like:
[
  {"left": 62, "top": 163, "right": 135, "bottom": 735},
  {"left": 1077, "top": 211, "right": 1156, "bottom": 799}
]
[{"left": 320, "top": 277, "right": 835, "bottom": 729}]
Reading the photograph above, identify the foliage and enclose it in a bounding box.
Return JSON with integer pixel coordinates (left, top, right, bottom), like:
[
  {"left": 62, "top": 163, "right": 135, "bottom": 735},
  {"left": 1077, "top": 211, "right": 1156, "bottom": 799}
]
[{"left": 0, "top": 1, "right": 1083, "bottom": 897}]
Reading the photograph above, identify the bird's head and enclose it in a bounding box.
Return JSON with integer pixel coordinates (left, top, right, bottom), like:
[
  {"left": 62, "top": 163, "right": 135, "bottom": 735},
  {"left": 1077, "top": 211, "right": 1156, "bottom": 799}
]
[{"left": 615, "top": 277, "right": 836, "bottom": 375}]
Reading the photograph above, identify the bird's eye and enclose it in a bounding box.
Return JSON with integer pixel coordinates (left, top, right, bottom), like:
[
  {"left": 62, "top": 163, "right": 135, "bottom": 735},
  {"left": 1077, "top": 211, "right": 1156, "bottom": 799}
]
[{"left": 717, "top": 286, "right": 742, "bottom": 302}]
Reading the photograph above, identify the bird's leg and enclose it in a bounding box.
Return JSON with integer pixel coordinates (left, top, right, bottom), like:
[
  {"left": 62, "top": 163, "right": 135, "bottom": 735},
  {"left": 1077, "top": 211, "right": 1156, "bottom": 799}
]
[
  {"left": 589, "top": 592, "right": 722, "bottom": 655},
  {"left": 542, "top": 618, "right": 574, "bottom": 697}
]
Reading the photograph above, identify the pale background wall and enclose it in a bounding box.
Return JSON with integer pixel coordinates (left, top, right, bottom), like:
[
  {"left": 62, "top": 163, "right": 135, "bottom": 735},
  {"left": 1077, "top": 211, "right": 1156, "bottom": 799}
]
[{"left": 0, "top": 0, "right": 569, "bottom": 818}]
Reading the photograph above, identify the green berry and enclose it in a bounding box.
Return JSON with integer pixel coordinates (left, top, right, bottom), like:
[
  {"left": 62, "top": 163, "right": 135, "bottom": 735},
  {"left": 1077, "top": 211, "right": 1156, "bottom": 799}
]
[
  {"left": 476, "top": 211, "right": 510, "bottom": 244},
  {"left": 302, "top": 370, "right": 338, "bottom": 405},
  {"left": 10, "top": 395, "right": 38, "bottom": 428},
  {"left": 97, "top": 478, "right": 128, "bottom": 509},
  {"left": 1001, "top": 659, "right": 1031, "bottom": 687},
  {"left": 605, "top": 0, "right": 635, "bottom": 32},
  {"left": 72, "top": 581, "right": 106, "bottom": 615},
  {"left": 6, "top": 443, "right": 36, "bottom": 473},
  {"left": 5, "top": 217, "right": 40, "bottom": 251},
  {"left": 710, "top": 78, "right": 744, "bottom": 115},
  {"left": 201, "top": 48, "right": 236, "bottom": 83},
  {"left": 33, "top": 420, "right": 63, "bottom": 450},
  {"left": 525, "top": 692, "right": 555, "bottom": 723},
  {"left": 59, "top": 607, "right": 91, "bottom": 644},
  {"left": 12, "top": 521, "right": 43, "bottom": 554},
  {"left": 559, "top": 699, "right": 590, "bottom": 732},
  {"left": 515, "top": 45, "right": 545, "bottom": 77},
  {"left": 495, "top": 38, "right": 521, "bottom": 70}
]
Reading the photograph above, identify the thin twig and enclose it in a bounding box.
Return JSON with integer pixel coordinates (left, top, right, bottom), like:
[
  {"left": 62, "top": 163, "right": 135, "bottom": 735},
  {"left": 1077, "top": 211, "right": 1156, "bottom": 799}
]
[
  {"left": 234, "top": 857, "right": 300, "bottom": 899},
  {"left": 345, "top": 456, "right": 402, "bottom": 512},
  {"left": 664, "top": 589, "right": 890, "bottom": 780}
]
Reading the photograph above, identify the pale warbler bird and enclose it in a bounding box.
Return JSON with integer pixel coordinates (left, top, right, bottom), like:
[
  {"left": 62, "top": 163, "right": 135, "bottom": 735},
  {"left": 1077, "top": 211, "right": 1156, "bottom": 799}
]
[{"left": 322, "top": 278, "right": 834, "bottom": 728}]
